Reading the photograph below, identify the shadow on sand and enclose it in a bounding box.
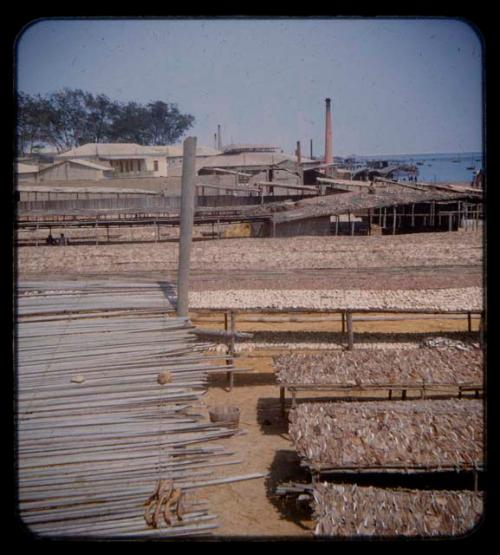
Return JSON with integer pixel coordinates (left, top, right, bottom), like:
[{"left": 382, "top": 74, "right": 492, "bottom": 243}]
[{"left": 265, "top": 449, "right": 314, "bottom": 532}]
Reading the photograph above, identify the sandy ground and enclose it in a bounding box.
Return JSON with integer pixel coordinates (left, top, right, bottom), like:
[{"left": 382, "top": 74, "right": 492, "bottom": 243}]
[
  {"left": 186, "top": 315, "right": 481, "bottom": 538},
  {"left": 14, "top": 231, "right": 485, "bottom": 538}
]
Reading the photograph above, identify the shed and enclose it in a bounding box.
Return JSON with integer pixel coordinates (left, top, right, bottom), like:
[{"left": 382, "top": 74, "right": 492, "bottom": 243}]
[
  {"left": 37, "top": 159, "right": 114, "bottom": 182},
  {"left": 16, "top": 162, "right": 39, "bottom": 183}
]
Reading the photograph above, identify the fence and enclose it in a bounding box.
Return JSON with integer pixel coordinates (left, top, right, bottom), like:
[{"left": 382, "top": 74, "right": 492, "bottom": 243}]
[{"left": 18, "top": 194, "right": 310, "bottom": 213}]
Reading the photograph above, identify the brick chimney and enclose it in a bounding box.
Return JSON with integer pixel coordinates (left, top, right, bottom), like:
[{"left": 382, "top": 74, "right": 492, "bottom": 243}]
[{"left": 324, "top": 98, "right": 333, "bottom": 171}]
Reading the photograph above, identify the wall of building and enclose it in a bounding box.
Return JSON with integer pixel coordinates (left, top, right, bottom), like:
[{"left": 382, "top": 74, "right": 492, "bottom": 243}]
[
  {"left": 17, "top": 173, "right": 38, "bottom": 183},
  {"left": 144, "top": 156, "right": 168, "bottom": 177},
  {"left": 262, "top": 216, "right": 332, "bottom": 237}
]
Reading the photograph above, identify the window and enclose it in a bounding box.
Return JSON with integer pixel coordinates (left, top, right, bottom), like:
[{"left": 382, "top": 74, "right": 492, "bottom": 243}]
[{"left": 154, "top": 160, "right": 159, "bottom": 172}]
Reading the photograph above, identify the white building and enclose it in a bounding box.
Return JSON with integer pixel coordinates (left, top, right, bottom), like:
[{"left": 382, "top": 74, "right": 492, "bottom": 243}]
[{"left": 56, "top": 143, "right": 168, "bottom": 178}]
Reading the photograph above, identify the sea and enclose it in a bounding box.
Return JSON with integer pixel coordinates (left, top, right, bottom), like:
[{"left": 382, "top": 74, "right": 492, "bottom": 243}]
[{"left": 353, "top": 152, "right": 483, "bottom": 184}]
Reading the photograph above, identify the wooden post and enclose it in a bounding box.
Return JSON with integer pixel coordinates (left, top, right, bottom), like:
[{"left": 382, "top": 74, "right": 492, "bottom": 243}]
[
  {"left": 176, "top": 136, "right": 197, "bottom": 318},
  {"left": 335, "top": 215, "right": 339, "bottom": 236},
  {"left": 346, "top": 311, "right": 354, "bottom": 350},
  {"left": 411, "top": 204, "right": 415, "bottom": 227},
  {"left": 448, "top": 213, "right": 452, "bottom": 232},
  {"left": 107, "top": 224, "right": 110, "bottom": 243},
  {"left": 341, "top": 311, "right": 345, "bottom": 334},
  {"left": 351, "top": 219, "right": 355, "bottom": 236},
  {"left": 226, "top": 311, "right": 236, "bottom": 391},
  {"left": 479, "top": 312, "right": 485, "bottom": 348},
  {"left": 368, "top": 209, "right": 372, "bottom": 235},
  {"left": 468, "top": 312, "right": 472, "bottom": 332},
  {"left": 392, "top": 206, "right": 397, "bottom": 235},
  {"left": 383, "top": 208, "right": 387, "bottom": 229},
  {"left": 280, "top": 387, "right": 286, "bottom": 416},
  {"left": 95, "top": 218, "right": 99, "bottom": 245}
]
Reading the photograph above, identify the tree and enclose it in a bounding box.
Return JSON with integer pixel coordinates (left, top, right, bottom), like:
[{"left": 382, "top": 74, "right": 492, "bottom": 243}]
[
  {"left": 107, "top": 101, "right": 151, "bottom": 144},
  {"left": 82, "top": 93, "right": 119, "bottom": 144},
  {"left": 17, "top": 89, "right": 195, "bottom": 151},
  {"left": 16, "top": 92, "right": 53, "bottom": 154},
  {"left": 44, "top": 88, "right": 92, "bottom": 151},
  {"left": 145, "top": 101, "right": 195, "bottom": 145}
]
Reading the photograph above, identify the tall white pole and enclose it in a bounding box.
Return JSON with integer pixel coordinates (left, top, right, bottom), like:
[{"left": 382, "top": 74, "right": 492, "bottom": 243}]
[{"left": 176, "top": 136, "right": 197, "bottom": 318}]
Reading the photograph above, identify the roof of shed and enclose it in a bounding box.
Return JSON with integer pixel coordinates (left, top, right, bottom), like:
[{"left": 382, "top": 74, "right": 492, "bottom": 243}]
[
  {"left": 57, "top": 143, "right": 163, "bottom": 159},
  {"left": 38, "top": 158, "right": 113, "bottom": 173},
  {"left": 198, "top": 151, "right": 313, "bottom": 170},
  {"left": 153, "top": 145, "right": 222, "bottom": 157},
  {"left": 17, "top": 162, "right": 39, "bottom": 174},
  {"left": 246, "top": 187, "right": 480, "bottom": 224}
]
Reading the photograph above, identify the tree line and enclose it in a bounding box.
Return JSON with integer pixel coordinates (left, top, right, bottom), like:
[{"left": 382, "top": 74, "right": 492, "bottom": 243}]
[{"left": 17, "top": 88, "right": 195, "bottom": 154}]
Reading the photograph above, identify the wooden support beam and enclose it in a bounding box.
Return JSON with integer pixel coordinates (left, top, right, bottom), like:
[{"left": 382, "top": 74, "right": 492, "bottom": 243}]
[
  {"left": 226, "top": 311, "right": 236, "bottom": 392},
  {"left": 191, "top": 328, "right": 253, "bottom": 340},
  {"left": 346, "top": 311, "right": 354, "bottom": 350},
  {"left": 280, "top": 387, "right": 286, "bottom": 417}
]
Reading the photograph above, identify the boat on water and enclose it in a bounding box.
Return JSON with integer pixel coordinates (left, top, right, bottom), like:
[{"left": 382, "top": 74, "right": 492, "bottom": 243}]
[{"left": 467, "top": 166, "right": 475, "bottom": 170}]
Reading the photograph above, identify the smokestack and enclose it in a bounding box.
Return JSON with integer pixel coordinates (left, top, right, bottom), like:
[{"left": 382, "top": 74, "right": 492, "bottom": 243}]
[
  {"left": 214, "top": 133, "right": 217, "bottom": 149},
  {"left": 310, "top": 139, "right": 313, "bottom": 159},
  {"left": 217, "top": 124, "right": 222, "bottom": 151},
  {"left": 296, "top": 141, "right": 303, "bottom": 185},
  {"left": 324, "top": 97, "right": 333, "bottom": 170}
]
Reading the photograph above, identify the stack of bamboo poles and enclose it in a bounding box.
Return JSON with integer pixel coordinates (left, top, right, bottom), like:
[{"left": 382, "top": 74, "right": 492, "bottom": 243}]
[
  {"left": 16, "top": 281, "right": 243, "bottom": 538},
  {"left": 17, "top": 280, "right": 177, "bottom": 316}
]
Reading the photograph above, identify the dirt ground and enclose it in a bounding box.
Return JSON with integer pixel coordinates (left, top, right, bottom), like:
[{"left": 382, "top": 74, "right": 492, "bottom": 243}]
[
  {"left": 14, "top": 231, "right": 484, "bottom": 538},
  {"left": 187, "top": 313, "right": 481, "bottom": 538}
]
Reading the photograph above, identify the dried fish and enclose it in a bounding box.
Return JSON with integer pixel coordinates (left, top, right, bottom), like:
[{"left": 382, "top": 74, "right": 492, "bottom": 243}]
[
  {"left": 312, "top": 483, "right": 483, "bottom": 537},
  {"left": 289, "top": 400, "right": 483, "bottom": 472}
]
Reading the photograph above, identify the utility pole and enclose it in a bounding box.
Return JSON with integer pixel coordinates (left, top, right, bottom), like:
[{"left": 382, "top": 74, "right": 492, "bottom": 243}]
[{"left": 176, "top": 136, "right": 197, "bottom": 318}]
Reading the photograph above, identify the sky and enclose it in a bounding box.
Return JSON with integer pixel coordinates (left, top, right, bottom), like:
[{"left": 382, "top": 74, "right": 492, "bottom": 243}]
[{"left": 15, "top": 18, "right": 483, "bottom": 157}]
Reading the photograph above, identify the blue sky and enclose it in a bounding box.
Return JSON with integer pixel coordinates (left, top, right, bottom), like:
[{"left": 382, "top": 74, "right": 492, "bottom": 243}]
[{"left": 16, "top": 18, "right": 483, "bottom": 157}]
